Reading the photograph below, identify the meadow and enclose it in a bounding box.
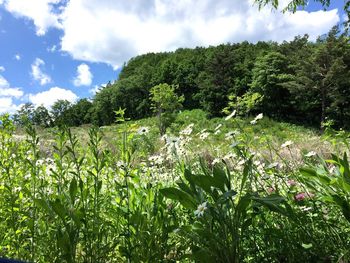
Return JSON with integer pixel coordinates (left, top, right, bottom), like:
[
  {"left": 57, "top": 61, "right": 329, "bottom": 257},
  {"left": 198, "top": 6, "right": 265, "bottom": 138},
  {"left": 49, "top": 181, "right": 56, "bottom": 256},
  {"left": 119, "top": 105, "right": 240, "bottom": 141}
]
[{"left": 1, "top": 109, "right": 350, "bottom": 262}]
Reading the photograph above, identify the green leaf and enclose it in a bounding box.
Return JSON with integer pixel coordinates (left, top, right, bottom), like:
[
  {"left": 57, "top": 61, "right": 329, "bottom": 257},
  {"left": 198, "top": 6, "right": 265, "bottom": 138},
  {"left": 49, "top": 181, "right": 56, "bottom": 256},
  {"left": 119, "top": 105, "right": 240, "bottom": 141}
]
[
  {"left": 34, "top": 198, "right": 52, "bottom": 216},
  {"left": 212, "top": 165, "right": 228, "bottom": 191},
  {"left": 302, "top": 243, "right": 313, "bottom": 249},
  {"left": 50, "top": 199, "right": 67, "bottom": 221},
  {"left": 69, "top": 178, "right": 78, "bottom": 204},
  {"left": 300, "top": 167, "right": 331, "bottom": 185},
  {"left": 252, "top": 194, "right": 290, "bottom": 216},
  {"left": 217, "top": 189, "right": 237, "bottom": 204},
  {"left": 160, "top": 187, "right": 196, "bottom": 209}
]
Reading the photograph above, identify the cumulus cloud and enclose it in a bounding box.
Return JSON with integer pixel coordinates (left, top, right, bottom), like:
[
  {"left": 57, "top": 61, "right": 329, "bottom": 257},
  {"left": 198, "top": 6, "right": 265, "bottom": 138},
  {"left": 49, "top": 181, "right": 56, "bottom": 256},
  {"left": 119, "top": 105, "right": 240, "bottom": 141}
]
[
  {"left": 29, "top": 87, "right": 78, "bottom": 108},
  {"left": 2, "top": 0, "right": 62, "bottom": 35},
  {"left": 0, "top": 72, "right": 23, "bottom": 113},
  {"left": 2, "top": 0, "right": 340, "bottom": 68},
  {"left": 0, "top": 66, "right": 5, "bottom": 72},
  {"left": 0, "top": 72, "right": 23, "bottom": 99},
  {"left": 14, "top": 54, "right": 21, "bottom": 60},
  {"left": 73, "top": 63, "right": 93, "bottom": 86},
  {"left": 0, "top": 97, "right": 19, "bottom": 114},
  {"left": 0, "top": 87, "right": 23, "bottom": 98},
  {"left": 58, "top": 0, "right": 339, "bottom": 68},
  {"left": 0, "top": 75, "right": 9, "bottom": 88},
  {"left": 31, "top": 58, "right": 51, "bottom": 85}
]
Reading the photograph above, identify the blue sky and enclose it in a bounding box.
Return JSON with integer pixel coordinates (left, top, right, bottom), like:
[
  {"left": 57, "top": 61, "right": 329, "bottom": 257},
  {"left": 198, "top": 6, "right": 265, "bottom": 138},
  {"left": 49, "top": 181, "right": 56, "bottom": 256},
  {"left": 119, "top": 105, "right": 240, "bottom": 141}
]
[{"left": 0, "top": 0, "right": 345, "bottom": 113}]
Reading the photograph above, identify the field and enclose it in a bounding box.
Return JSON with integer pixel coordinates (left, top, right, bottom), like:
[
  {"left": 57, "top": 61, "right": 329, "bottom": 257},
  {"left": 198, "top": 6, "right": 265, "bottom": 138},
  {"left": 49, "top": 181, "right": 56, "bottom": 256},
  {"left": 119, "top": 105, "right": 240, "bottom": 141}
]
[{"left": 1, "top": 109, "right": 350, "bottom": 262}]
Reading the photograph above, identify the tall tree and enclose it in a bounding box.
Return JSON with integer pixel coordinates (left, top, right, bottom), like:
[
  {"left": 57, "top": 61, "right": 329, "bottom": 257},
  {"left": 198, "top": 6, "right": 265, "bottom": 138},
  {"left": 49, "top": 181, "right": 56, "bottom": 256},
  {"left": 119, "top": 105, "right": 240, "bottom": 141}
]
[{"left": 250, "top": 51, "right": 293, "bottom": 118}]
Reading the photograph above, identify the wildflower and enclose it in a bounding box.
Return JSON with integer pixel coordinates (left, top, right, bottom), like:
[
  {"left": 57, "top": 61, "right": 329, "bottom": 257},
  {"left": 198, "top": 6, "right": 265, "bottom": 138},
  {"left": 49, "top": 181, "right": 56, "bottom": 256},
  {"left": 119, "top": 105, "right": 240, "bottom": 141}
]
[
  {"left": 0, "top": 120, "right": 3, "bottom": 126},
  {"left": 255, "top": 113, "right": 263, "bottom": 120},
  {"left": 267, "top": 162, "right": 279, "bottom": 169},
  {"left": 250, "top": 119, "right": 257, "bottom": 125},
  {"left": 225, "top": 110, "right": 236, "bottom": 121},
  {"left": 305, "top": 151, "right": 317, "bottom": 157},
  {"left": 196, "top": 129, "right": 207, "bottom": 136},
  {"left": 294, "top": 192, "right": 314, "bottom": 201},
  {"left": 215, "top": 123, "right": 222, "bottom": 130},
  {"left": 116, "top": 160, "right": 127, "bottom": 168},
  {"left": 199, "top": 132, "right": 210, "bottom": 140},
  {"left": 300, "top": 206, "right": 312, "bottom": 212},
  {"left": 281, "top": 140, "right": 294, "bottom": 148},
  {"left": 250, "top": 113, "right": 263, "bottom": 125},
  {"left": 194, "top": 202, "right": 208, "bottom": 217},
  {"left": 179, "top": 124, "right": 194, "bottom": 136},
  {"left": 294, "top": 193, "right": 306, "bottom": 201},
  {"left": 214, "top": 129, "right": 221, "bottom": 135},
  {"left": 287, "top": 179, "right": 297, "bottom": 186},
  {"left": 137, "top": 126, "right": 149, "bottom": 135},
  {"left": 225, "top": 131, "right": 235, "bottom": 140},
  {"left": 267, "top": 187, "right": 275, "bottom": 193},
  {"left": 212, "top": 158, "right": 221, "bottom": 165}
]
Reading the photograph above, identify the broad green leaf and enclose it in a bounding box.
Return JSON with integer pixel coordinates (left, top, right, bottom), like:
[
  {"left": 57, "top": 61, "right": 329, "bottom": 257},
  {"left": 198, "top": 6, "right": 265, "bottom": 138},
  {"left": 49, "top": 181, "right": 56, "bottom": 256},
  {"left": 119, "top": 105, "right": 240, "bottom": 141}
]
[
  {"left": 69, "top": 178, "right": 78, "bottom": 204},
  {"left": 160, "top": 187, "right": 196, "bottom": 209}
]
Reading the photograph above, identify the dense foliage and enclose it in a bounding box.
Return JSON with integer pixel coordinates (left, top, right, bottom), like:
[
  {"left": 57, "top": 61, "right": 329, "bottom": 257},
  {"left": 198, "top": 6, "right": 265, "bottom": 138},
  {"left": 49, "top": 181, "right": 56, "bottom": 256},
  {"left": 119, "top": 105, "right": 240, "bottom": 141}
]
[{"left": 1, "top": 110, "right": 350, "bottom": 262}]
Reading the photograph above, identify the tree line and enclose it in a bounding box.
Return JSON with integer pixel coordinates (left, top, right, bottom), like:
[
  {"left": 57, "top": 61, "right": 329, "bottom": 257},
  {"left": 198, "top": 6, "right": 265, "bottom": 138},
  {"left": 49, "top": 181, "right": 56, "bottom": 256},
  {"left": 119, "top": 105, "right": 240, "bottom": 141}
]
[{"left": 14, "top": 26, "right": 350, "bottom": 129}]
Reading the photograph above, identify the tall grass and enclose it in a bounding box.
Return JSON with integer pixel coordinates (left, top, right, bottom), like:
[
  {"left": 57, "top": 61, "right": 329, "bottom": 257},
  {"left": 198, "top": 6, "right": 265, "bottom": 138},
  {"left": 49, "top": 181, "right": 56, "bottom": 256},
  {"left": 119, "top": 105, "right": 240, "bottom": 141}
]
[{"left": 0, "top": 111, "right": 349, "bottom": 262}]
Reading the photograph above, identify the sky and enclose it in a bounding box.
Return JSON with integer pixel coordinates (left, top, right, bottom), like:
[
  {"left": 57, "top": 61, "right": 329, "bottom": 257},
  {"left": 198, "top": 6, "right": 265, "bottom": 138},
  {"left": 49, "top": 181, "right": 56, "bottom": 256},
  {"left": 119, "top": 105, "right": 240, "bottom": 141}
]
[{"left": 0, "top": 0, "right": 346, "bottom": 114}]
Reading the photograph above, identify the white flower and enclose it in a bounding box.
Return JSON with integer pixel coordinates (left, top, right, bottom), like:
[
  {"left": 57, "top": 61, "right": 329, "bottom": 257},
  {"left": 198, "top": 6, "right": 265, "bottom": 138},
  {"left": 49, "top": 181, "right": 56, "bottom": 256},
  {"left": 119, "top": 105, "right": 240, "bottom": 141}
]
[
  {"left": 225, "top": 110, "right": 236, "bottom": 121},
  {"left": 305, "top": 151, "right": 317, "bottom": 157},
  {"left": 255, "top": 113, "right": 263, "bottom": 120},
  {"left": 194, "top": 202, "right": 208, "bottom": 217},
  {"left": 137, "top": 126, "right": 149, "bottom": 135},
  {"left": 250, "top": 113, "right": 263, "bottom": 125},
  {"left": 250, "top": 119, "right": 257, "bottom": 125},
  {"left": 198, "top": 129, "right": 207, "bottom": 135},
  {"left": 212, "top": 158, "right": 221, "bottom": 165},
  {"left": 225, "top": 131, "right": 235, "bottom": 140},
  {"left": 179, "top": 124, "right": 194, "bottom": 136},
  {"left": 199, "top": 132, "right": 210, "bottom": 140},
  {"left": 214, "top": 124, "right": 222, "bottom": 130},
  {"left": 281, "top": 140, "right": 294, "bottom": 148}
]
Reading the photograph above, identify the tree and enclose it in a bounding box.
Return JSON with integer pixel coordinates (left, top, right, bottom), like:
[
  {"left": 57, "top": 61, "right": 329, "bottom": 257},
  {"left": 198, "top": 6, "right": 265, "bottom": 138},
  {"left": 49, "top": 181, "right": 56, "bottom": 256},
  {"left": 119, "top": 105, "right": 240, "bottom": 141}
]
[
  {"left": 32, "top": 105, "right": 52, "bottom": 127},
  {"left": 250, "top": 51, "right": 293, "bottom": 118},
  {"left": 150, "top": 83, "right": 184, "bottom": 135},
  {"left": 69, "top": 99, "right": 93, "bottom": 126},
  {"left": 50, "top": 100, "right": 73, "bottom": 126},
  {"left": 13, "top": 103, "right": 35, "bottom": 126},
  {"left": 195, "top": 45, "right": 236, "bottom": 117}
]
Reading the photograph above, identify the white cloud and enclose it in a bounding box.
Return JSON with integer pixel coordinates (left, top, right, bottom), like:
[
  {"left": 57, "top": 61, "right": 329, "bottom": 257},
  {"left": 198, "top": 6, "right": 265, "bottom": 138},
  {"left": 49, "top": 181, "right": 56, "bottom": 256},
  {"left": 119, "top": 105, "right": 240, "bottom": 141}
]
[
  {"left": 2, "top": 0, "right": 340, "bottom": 68},
  {"left": 29, "top": 87, "right": 78, "bottom": 108},
  {"left": 73, "top": 63, "right": 93, "bottom": 86},
  {"left": 14, "top": 54, "right": 21, "bottom": 60},
  {"left": 0, "top": 70, "right": 24, "bottom": 113},
  {"left": 2, "top": 0, "right": 62, "bottom": 36},
  {"left": 0, "top": 74, "right": 10, "bottom": 88},
  {"left": 0, "top": 97, "right": 19, "bottom": 114},
  {"left": 58, "top": 0, "right": 339, "bottom": 68},
  {"left": 31, "top": 58, "right": 51, "bottom": 85},
  {"left": 0, "top": 87, "right": 23, "bottom": 98}
]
